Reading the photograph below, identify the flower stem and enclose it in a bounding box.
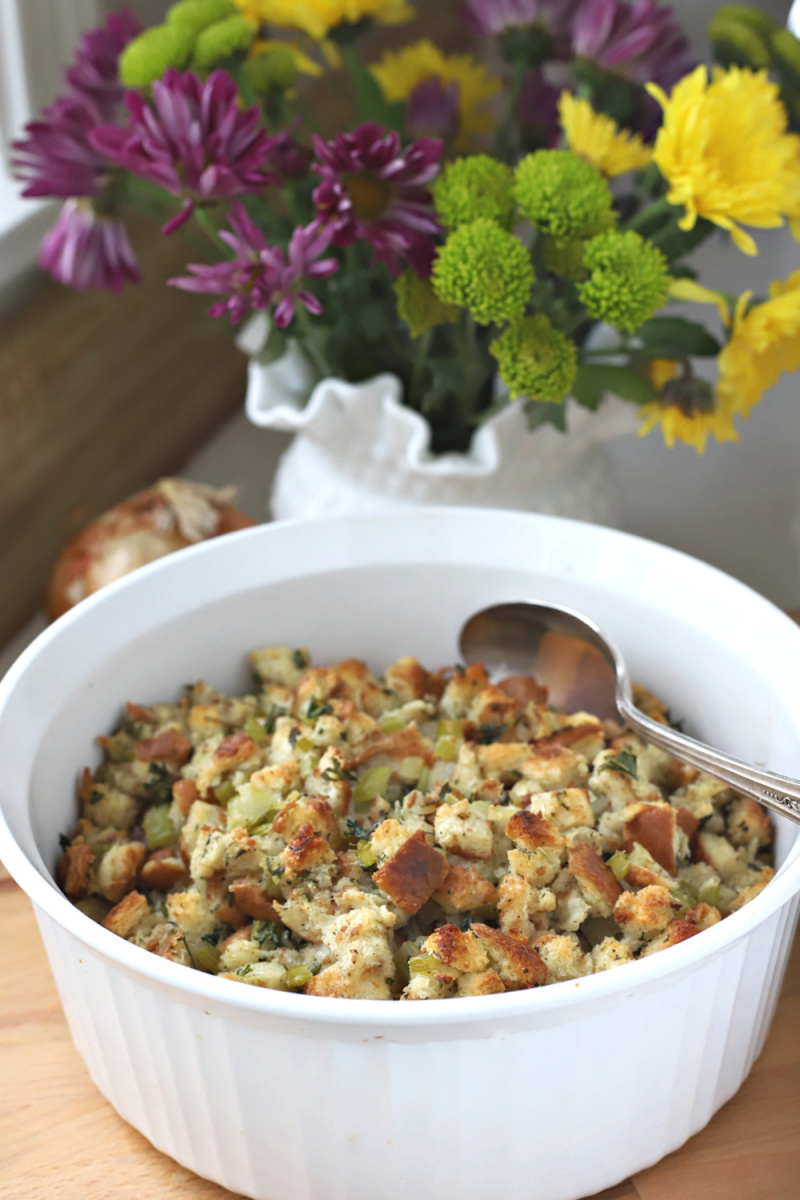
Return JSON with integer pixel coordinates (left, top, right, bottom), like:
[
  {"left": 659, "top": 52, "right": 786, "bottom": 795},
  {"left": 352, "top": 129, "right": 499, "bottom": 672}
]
[
  {"left": 622, "top": 195, "right": 674, "bottom": 235},
  {"left": 496, "top": 56, "right": 526, "bottom": 164},
  {"left": 294, "top": 304, "right": 332, "bottom": 379},
  {"left": 409, "top": 328, "right": 432, "bottom": 409},
  {"left": 194, "top": 205, "right": 227, "bottom": 252}
]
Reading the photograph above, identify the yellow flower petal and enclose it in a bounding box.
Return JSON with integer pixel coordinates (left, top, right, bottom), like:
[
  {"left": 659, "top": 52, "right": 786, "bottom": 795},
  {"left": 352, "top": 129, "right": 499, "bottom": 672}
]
[
  {"left": 650, "top": 65, "right": 800, "bottom": 256},
  {"left": 637, "top": 399, "right": 739, "bottom": 453},
  {"left": 370, "top": 40, "right": 500, "bottom": 148},
  {"left": 668, "top": 278, "right": 731, "bottom": 325},
  {"left": 559, "top": 93, "right": 652, "bottom": 177},
  {"left": 717, "top": 274, "right": 800, "bottom": 417},
  {"left": 234, "top": 0, "right": 413, "bottom": 40}
]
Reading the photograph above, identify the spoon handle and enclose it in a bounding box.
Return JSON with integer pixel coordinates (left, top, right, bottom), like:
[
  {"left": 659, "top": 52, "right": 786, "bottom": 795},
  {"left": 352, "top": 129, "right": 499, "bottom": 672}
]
[{"left": 618, "top": 696, "right": 800, "bottom": 828}]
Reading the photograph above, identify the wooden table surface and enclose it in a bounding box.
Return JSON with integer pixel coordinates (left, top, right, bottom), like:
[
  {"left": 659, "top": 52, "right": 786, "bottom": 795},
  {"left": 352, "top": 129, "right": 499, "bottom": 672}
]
[{"left": 0, "top": 853, "right": 798, "bottom": 1200}]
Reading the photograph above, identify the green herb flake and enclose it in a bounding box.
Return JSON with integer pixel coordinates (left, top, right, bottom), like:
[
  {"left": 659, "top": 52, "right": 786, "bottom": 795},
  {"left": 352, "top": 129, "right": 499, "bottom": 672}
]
[
  {"left": 58, "top": 833, "right": 71, "bottom": 851},
  {"left": 292, "top": 649, "right": 309, "bottom": 670},
  {"left": 475, "top": 722, "right": 508, "bottom": 744},
  {"left": 321, "top": 762, "right": 357, "bottom": 782},
  {"left": 306, "top": 697, "right": 334, "bottom": 721},
  {"left": 600, "top": 749, "right": 638, "bottom": 779},
  {"left": 144, "top": 761, "right": 173, "bottom": 803}
]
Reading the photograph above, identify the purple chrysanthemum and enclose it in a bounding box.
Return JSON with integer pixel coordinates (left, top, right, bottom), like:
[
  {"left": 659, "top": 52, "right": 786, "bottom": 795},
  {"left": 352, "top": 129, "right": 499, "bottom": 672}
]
[
  {"left": 268, "top": 131, "right": 311, "bottom": 180},
  {"left": 572, "top": 0, "right": 691, "bottom": 88},
  {"left": 12, "top": 96, "right": 112, "bottom": 198},
  {"left": 65, "top": 9, "right": 141, "bottom": 120},
  {"left": 91, "top": 70, "right": 280, "bottom": 235},
  {"left": 463, "top": 0, "right": 581, "bottom": 40},
  {"left": 169, "top": 200, "right": 338, "bottom": 327},
  {"left": 11, "top": 10, "right": 139, "bottom": 199},
  {"left": 311, "top": 123, "right": 442, "bottom": 277},
  {"left": 406, "top": 78, "right": 461, "bottom": 142},
  {"left": 39, "top": 199, "right": 140, "bottom": 293}
]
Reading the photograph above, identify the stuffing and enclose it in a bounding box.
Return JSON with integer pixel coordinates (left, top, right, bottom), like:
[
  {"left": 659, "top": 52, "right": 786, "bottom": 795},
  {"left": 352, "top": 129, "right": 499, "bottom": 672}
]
[
  {"left": 614, "top": 885, "right": 682, "bottom": 947},
  {"left": 567, "top": 842, "right": 621, "bottom": 917},
  {"left": 372, "top": 830, "right": 450, "bottom": 913},
  {"left": 434, "top": 863, "right": 498, "bottom": 913},
  {"left": 102, "top": 890, "right": 151, "bottom": 938},
  {"left": 533, "top": 932, "right": 591, "bottom": 982},
  {"left": 94, "top": 841, "right": 147, "bottom": 903},
  {"left": 433, "top": 799, "right": 493, "bottom": 860},
  {"left": 622, "top": 802, "right": 687, "bottom": 876},
  {"left": 60, "top": 644, "right": 774, "bottom": 1001},
  {"left": 527, "top": 788, "right": 595, "bottom": 832}
]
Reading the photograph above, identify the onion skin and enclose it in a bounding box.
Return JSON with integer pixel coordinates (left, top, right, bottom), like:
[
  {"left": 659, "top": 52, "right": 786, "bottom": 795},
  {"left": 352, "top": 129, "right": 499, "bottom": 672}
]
[{"left": 47, "top": 479, "right": 255, "bottom": 621}]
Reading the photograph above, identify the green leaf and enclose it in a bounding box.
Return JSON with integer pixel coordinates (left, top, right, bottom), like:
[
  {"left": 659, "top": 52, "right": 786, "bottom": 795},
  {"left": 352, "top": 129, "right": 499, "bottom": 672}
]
[
  {"left": 654, "top": 218, "right": 714, "bottom": 261},
  {"left": 524, "top": 399, "right": 568, "bottom": 432},
  {"left": 637, "top": 317, "right": 721, "bottom": 358},
  {"left": 573, "top": 364, "right": 656, "bottom": 409}
]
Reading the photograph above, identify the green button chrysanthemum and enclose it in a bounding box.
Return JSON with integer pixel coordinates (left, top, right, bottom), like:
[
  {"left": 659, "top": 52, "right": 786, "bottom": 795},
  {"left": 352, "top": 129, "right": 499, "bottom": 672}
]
[
  {"left": 513, "top": 149, "right": 614, "bottom": 240},
  {"left": 433, "top": 155, "right": 516, "bottom": 231},
  {"left": 192, "top": 15, "right": 256, "bottom": 70},
  {"left": 490, "top": 314, "right": 577, "bottom": 402},
  {"left": 119, "top": 25, "right": 194, "bottom": 88},
  {"left": 394, "top": 270, "right": 460, "bottom": 337},
  {"left": 167, "top": 0, "right": 235, "bottom": 33},
  {"left": 246, "top": 44, "right": 298, "bottom": 92},
  {"left": 577, "top": 230, "right": 670, "bottom": 333},
  {"left": 431, "top": 218, "right": 534, "bottom": 326}
]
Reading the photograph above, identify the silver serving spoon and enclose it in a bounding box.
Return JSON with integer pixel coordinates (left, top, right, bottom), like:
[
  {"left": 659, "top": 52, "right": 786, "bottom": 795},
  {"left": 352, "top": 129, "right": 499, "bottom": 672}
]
[{"left": 459, "top": 600, "right": 800, "bottom": 827}]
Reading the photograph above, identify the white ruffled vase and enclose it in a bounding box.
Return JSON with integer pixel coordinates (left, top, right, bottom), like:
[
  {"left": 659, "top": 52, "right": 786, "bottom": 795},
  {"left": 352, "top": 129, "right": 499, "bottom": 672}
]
[{"left": 243, "top": 334, "right": 639, "bottom": 524}]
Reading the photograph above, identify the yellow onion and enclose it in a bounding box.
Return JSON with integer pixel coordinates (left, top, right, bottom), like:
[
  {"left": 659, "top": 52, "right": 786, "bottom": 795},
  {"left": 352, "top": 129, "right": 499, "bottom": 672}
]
[{"left": 47, "top": 478, "right": 255, "bottom": 620}]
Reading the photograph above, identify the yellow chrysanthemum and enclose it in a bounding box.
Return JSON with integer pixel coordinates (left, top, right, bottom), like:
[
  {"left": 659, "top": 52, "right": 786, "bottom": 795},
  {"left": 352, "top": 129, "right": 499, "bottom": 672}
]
[
  {"left": 648, "top": 65, "right": 800, "bottom": 255},
  {"left": 233, "top": 0, "right": 412, "bottom": 40},
  {"left": 718, "top": 270, "right": 800, "bottom": 417},
  {"left": 670, "top": 273, "right": 800, "bottom": 418},
  {"left": 637, "top": 397, "right": 739, "bottom": 453},
  {"left": 370, "top": 40, "right": 500, "bottom": 148},
  {"left": 559, "top": 93, "right": 652, "bottom": 177},
  {"left": 646, "top": 357, "right": 680, "bottom": 391}
]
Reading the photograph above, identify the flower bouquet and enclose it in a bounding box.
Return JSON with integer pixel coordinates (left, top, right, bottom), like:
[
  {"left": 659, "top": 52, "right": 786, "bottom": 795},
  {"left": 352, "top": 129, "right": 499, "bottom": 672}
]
[{"left": 12, "top": 0, "right": 800, "bottom": 457}]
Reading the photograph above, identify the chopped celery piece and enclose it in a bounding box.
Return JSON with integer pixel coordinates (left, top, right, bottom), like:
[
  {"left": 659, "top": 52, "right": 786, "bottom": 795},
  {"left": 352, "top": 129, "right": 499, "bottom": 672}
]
[
  {"left": 245, "top": 715, "right": 269, "bottom": 746},
  {"left": 352, "top": 765, "right": 392, "bottom": 810},
  {"left": 193, "top": 942, "right": 221, "bottom": 974},
  {"left": 357, "top": 839, "right": 377, "bottom": 868},
  {"left": 214, "top": 781, "right": 236, "bottom": 805},
  {"left": 697, "top": 877, "right": 720, "bottom": 908},
  {"left": 672, "top": 882, "right": 698, "bottom": 915},
  {"left": 408, "top": 954, "right": 443, "bottom": 977},
  {"left": 607, "top": 850, "right": 629, "bottom": 881},
  {"left": 437, "top": 719, "right": 463, "bottom": 738},
  {"left": 394, "top": 940, "right": 420, "bottom": 986},
  {"left": 295, "top": 736, "right": 314, "bottom": 753},
  {"left": 398, "top": 756, "right": 425, "bottom": 783},
  {"left": 142, "top": 803, "right": 177, "bottom": 850},
  {"left": 286, "top": 964, "right": 312, "bottom": 988},
  {"left": 416, "top": 766, "right": 431, "bottom": 794},
  {"left": 379, "top": 711, "right": 406, "bottom": 733},
  {"left": 434, "top": 735, "right": 459, "bottom": 762},
  {"left": 227, "top": 784, "right": 281, "bottom": 831},
  {"left": 471, "top": 799, "right": 491, "bottom": 815}
]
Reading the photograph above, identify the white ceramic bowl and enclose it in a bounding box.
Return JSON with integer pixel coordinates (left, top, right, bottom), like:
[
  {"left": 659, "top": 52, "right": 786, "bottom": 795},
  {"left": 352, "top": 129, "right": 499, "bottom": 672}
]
[{"left": 1, "top": 509, "right": 799, "bottom": 1200}]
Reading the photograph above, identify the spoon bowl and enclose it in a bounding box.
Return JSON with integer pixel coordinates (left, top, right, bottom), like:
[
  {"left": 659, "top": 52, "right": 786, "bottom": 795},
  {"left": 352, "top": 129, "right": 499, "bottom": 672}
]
[{"left": 460, "top": 599, "right": 800, "bottom": 828}]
